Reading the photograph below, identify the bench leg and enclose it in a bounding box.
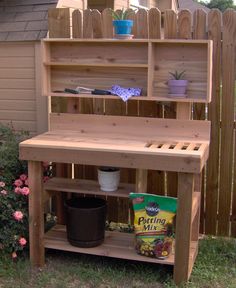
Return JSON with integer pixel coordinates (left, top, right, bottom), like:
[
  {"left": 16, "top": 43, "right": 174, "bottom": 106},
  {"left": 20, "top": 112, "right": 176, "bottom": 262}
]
[
  {"left": 192, "top": 174, "right": 202, "bottom": 242},
  {"left": 174, "top": 173, "right": 194, "bottom": 285},
  {"left": 28, "top": 161, "right": 45, "bottom": 267}
]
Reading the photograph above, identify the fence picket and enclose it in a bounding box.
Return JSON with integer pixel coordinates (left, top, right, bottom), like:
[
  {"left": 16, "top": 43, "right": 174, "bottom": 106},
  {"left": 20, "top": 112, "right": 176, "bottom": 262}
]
[
  {"left": 176, "top": 10, "right": 192, "bottom": 120},
  {"left": 231, "top": 10, "right": 236, "bottom": 238},
  {"left": 206, "top": 9, "right": 222, "bottom": 236},
  {"left": 92, "top": 10, "right": 103, "bottom": 38},
  {"left": 192, "top": 9, "right": 207, "bottom": 233},
  {"left": 164, "top": 9, "right": 177, "bottom": 39},
  {"left": 135, "top": 8, "right": 148, "bottom": 38},
  {"left": 219, "top": 9, "right": 236, "bottom": 236},
  {"left": 148, "top": 8, "right": 161, "bottom": 39},
  {"left": 72, "top": 9, "right": 82, "bottom": 38},
  {"left": 102, "top": 8, "right": 113, "bottom": 38},
  {"left": 48, "top": 8, "right": 70, "bottom": 38},
  {"left": 83, "top": 9, "right": 93, "bottom": 38},
  {"left": 178, "top": 9, "right": 192, "bottom": 39}
]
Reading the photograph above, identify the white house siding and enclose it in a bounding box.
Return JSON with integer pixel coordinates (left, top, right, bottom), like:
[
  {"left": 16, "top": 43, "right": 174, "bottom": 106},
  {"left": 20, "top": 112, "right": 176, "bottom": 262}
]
[{"left": 0, "top": 41, "right": 47, "bottom": 135}]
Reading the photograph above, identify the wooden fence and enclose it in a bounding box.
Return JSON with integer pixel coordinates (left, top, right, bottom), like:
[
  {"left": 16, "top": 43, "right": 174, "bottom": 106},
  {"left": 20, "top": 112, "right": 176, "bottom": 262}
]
[{"left": 47, "top": 7, "right": 236, "bottom": 237}]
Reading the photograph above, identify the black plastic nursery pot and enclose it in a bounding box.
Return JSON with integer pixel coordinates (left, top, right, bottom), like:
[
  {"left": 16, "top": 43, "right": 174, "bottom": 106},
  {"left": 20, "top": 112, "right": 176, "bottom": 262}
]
[{"left": 65, "top": 197, "right": 107, "bottom": 248}]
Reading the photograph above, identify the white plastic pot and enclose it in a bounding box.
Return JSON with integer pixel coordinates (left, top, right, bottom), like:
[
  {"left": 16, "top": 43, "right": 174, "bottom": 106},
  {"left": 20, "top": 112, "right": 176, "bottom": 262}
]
[{"left": 98, "top": 167, "right": 120, "bottom": 192}]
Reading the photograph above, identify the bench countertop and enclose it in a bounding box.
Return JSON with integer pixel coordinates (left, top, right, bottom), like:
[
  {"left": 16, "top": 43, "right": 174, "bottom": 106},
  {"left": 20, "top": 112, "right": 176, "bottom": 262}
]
[{"left": 20, "top": 114, "right": 210, "bottom": 173}]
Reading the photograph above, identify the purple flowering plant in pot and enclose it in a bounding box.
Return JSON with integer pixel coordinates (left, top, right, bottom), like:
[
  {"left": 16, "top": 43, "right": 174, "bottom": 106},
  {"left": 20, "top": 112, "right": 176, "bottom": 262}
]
[
  {"left": 111, "top": 8, "right": 133, "bottom": 39},
  {"left": 168, "top": 70, "right": 188, "bottom": 97}
]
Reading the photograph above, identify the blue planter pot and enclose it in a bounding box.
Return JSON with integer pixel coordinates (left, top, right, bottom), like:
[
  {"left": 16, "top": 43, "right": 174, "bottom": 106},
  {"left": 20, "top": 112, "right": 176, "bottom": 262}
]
[{"left": 113, "top": 20, "right": 133, "bottom": 35}]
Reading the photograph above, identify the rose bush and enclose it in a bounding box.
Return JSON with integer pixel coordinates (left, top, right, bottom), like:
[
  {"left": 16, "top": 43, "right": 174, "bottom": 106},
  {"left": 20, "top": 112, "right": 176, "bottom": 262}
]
[
  {"left": 0, "top": 175, "right": 29, "bottom": 258},
  {"left": 0, "top": 124, "right": 54, "bottom": 259}
]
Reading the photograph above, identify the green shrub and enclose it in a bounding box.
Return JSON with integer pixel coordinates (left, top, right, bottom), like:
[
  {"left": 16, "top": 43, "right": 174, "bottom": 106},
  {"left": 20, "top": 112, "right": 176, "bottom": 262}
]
[
  {"left": 0, "top": 124, "right": 28, "bottom": 186},
  {"left": 0, "top": 124, "right": 29, "bottom": 258}
]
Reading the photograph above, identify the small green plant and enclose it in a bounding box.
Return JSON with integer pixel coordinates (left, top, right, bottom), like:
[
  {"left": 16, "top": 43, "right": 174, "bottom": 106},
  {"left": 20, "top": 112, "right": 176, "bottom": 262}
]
[
  {"left": 111, "top": 8, "right": 131, "bottom": 20},
  {"left": 169, "top": 70, "right": 186, "bottom": 80}
]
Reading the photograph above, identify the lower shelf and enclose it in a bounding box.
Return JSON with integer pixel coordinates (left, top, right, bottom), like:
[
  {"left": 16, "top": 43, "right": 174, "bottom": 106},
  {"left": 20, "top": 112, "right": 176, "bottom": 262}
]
[{"left": 44, "top": 225, "right": 198, "bottom": 266}]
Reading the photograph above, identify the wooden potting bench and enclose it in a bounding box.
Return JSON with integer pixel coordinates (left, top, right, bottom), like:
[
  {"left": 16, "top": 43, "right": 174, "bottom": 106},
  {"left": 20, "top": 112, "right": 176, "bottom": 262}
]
[{"left": 19, "top": 38, "right": 212, "bottom": 285}]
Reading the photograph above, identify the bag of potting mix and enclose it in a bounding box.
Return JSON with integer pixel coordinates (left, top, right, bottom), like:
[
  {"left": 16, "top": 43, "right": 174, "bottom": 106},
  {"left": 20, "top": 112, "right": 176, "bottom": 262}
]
[{"left": 130, "top": 193, "right": 177, "bottom": 259}]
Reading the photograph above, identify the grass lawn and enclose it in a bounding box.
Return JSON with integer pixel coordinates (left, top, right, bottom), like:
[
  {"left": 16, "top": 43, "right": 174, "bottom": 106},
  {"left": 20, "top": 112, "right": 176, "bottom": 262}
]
[{"left": 0, "top": 236, "right": 235, "bottom": 288}]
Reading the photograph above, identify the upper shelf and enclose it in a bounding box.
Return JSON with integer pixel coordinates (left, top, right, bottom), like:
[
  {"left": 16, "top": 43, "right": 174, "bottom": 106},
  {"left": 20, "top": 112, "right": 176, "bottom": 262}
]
[{"left": 42, "top": 39, "right": 213, "bottom": 103}]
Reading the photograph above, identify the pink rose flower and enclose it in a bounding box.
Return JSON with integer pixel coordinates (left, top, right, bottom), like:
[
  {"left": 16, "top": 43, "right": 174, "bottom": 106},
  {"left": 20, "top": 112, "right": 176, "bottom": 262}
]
[
  {"left": 0, "top": 190, "right": 7, "bottom": 195},
  {"left": 12, "top": 251, "right": 17, "bottom": 259},
  {"left": 21, "top": 187, "right": 30, "bottom": 196},
  {"left": 0, "top": 181, "right": 5, "bottom": 187},
  {"left": 24, "top": 179, "right": 29, "bottom": 186},
  {"left": 14, "top": 187, "right": 22, "bottom": 194},
  {"left": 14, "top": 179, "right": 23, "bottom": 187},
  {"left": 13, "top": 211, "right": 23, "bottom": 221},
  {"left": 19, "top": 237, "right": 27, "bottom": 246},
  {"left": 20, "top": 174, "right": 28, "bottom": 181}
]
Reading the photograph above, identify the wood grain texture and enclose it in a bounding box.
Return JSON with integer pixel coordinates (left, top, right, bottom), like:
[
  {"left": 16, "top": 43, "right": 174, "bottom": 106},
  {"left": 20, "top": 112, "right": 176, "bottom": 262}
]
[
  {"left": 44, "top": 225, "right": 195, "bottom": 265},
  {"left": 174, "top": 173, "right": 194, "bottom": 284},
  {"left": 127, "top": 8, "right": 137, "bottom": 37},
  {"left": 218, "top": 9, "right": 236, "bottom": 236},
  {"left": 92, "top": 9, "right": 103, "bottom": 38},
  {"left": 230, "top": 9, "right": 236, "bottom": 237},
  {"left": 135, "top": 169, "right": 147, "bottom": 193},
  {"left": 83, "top": 9, "right": 93, "bottom": 38},
  {"left": 176, "top": 9, "right": 192, "bottom": 120},
  {"left": 72, "top": 9, "right": 82, "bottom": 38},
  {"left": 193, "top": 9, "right": 207, "bottom": 121},
  {"left": 193, "top": 9, "right": 207, "bottom": 40},
  {"left": 28, "top": 161, "right": 44, "bottom": 266},
  {"left": 148, "top": 8, "right": 161, "bottom": 39},
  {"left": 164, "top": 9, "right": 177, "bottom": 39},
  {"left": 80, "top": 9, "right": 94, "bottom": 114},
  {"left": 102, "top": 8, "right": 113, "bottom": 38},
  {"left": 178, "top": 9, "right": 192, "bottom": 39},
  {"left": 48, "top": 8, "right": 70, "bottom": 38},
  {"left": 135, "top": 9, "right": 148, "bottom": 39},
  {"left": 20, "top": 116, "right": 210, "bottom": 173},
  {"left": 47, "top": 7, "right": 72, "bottom": 226},
  {"left": 147, "top": 9, "right": 168, "bottom": 197},
  {"left": 192, "top": 9, "right": 207, "bottom": 234},
  {"left": 192, "top": 174, "right": 202, "bottom": 241},
  {"left": 164, "top": 9, "right": 178, "bottom": 198},
  {"left": 205, "top": 9, "right": 222, "bottom": 235}
]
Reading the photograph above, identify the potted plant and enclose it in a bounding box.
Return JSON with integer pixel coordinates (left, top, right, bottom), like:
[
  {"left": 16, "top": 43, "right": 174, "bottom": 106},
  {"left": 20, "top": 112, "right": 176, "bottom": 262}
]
[
  {"left": 168, "top": 70, "right": 188, "bottom": 97},
  {"left": 111, "top": 8, "right": 133, "bottom": 39},
  {"left": 98, "top": 166, "right": 120, "bottom": 192}
]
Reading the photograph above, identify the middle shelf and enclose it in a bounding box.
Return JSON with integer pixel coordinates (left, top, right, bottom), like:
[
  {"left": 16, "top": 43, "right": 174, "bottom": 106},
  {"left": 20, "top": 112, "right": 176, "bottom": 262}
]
[{"left": 44, "top": 177, "right": 134, "bottom": 198}]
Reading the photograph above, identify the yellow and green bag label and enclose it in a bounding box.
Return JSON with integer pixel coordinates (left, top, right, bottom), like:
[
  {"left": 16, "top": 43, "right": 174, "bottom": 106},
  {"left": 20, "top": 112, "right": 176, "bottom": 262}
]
[{"left": 130, "top": 193, "right": 177, "bottom": 259}]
